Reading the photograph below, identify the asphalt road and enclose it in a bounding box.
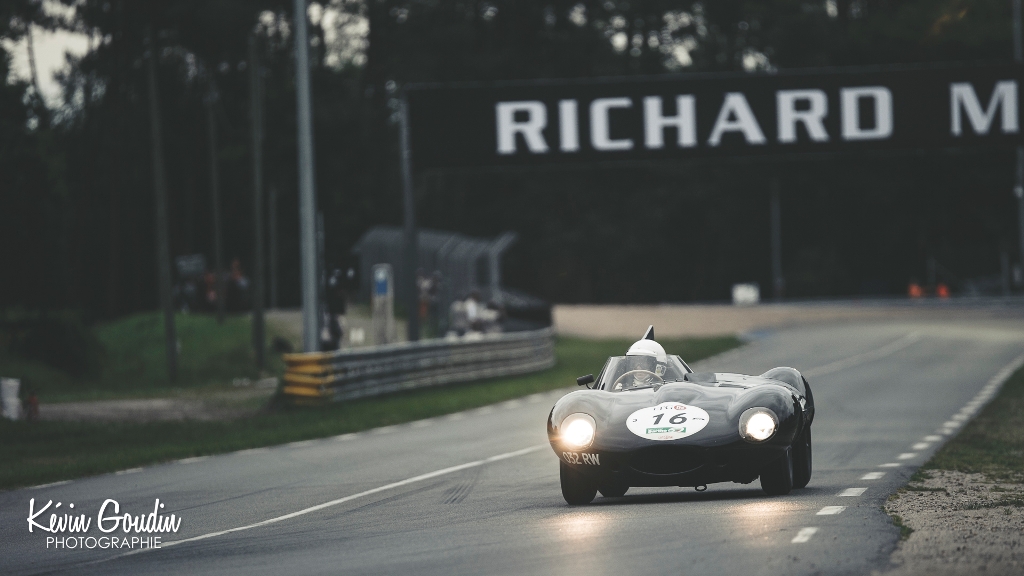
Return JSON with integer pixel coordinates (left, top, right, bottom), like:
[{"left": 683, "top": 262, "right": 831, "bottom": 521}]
[{"left": 4, "top": 319, "right": 1024, "bottom": 576}]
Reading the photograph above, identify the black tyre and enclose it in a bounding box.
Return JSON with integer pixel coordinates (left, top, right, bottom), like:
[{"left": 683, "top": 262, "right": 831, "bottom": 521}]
[
  {"left": 792, "top": 427, "right": 812, "bottom": 489},
  {"left": 598, "top": 483, "right": 629, "bottom": 498},
  {"left": 760, "top": 448, "right": 794, "bottom": 496},
  {"left": 560, "top": 461, "right": 597, "bottom": 505}
]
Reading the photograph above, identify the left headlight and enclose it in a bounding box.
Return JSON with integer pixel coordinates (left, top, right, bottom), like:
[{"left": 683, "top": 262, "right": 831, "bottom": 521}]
[
  {"left": 739, "top": 407, "right": 778, "bottom": 443},
  {"left": 561, "top": 413, "right": 596, "bottom": 450}
]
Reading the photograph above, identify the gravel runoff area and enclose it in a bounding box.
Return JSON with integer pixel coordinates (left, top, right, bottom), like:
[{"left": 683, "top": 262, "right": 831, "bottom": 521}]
[{"left": 882, "top": 471, "right": 1024, "bottom": 576}]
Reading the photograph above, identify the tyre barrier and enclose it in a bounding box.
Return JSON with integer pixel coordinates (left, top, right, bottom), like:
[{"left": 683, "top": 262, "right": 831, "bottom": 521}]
[{"left": 282, "top": 328, "right": 556, "bottom": 402}]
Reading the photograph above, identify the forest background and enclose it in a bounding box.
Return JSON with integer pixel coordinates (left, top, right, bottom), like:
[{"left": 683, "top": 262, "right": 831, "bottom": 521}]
[{"left": 0, "top": 0, "right": 1018, "bottom": 319}]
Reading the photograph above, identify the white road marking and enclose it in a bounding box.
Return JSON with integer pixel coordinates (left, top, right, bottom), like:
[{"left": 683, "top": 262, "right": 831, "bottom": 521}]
[
  {"left": 791, "top": 527, "right": 818, "bottom": 543},
  {"left": 177, "top": 456, "right": 209, "bottom": 464},
  {"left": 927, "top": 354, "right": 1024, "bottom": 446},
  {"left": 803, "top": 333, "right": 921, "bottom": 378},
  {"left": 285, "top": 440, "right": 315, "bottom": 448},
  {"left": 897, "top": 453, "right": 917, "bottom": 460},
  {"left": 332, "top": 433, "right": 357, "bottom": 441},
  {"left": 30, "top": 480, "right": 71, "bottom": 489},
  {"left": 115, "top": 468, "right": 143, "bottom": 475},
  {"left": 861, "top": 472, "right": 885, "bottom": 480},
  {"left": 371, "top": 426, "right": 397, "bottom": 435},
  {"left": 879, "top": 463, "right": 900, "bottom": 468},
  {"left": 94, "top": 444, "right": 547, "bottom": 564},
  {"left": 911, "top": 442, "right": 930, "bottom": 450},
  {"left": 817, "top": 506, "right": 846, "bottom": 515},
  {"left": 838, "top": 487, "right": 867, "bottom": 497}
]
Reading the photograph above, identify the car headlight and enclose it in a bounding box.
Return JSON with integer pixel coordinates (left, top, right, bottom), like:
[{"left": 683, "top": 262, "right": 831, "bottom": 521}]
[
  {"left": 739, "top": 407, "right": 778, "bottom": 443},
  {"left": 561, "top": 413, "right": 596, "bottom": 449}
]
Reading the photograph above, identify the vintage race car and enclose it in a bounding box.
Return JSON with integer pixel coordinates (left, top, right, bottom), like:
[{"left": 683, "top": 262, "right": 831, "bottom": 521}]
[{"left": 547, "top": 326, "right": 815, "bottom": 505}]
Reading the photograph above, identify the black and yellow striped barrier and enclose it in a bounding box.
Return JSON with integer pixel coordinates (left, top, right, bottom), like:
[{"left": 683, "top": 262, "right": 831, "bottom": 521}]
[{"left": 282, "top": 328, "right": 555, "bottom": 402}]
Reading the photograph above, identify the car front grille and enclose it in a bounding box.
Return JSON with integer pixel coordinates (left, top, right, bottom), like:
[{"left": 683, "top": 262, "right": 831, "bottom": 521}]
[{"left": 629, "top": 446, "right": 706, "bottom": 475}]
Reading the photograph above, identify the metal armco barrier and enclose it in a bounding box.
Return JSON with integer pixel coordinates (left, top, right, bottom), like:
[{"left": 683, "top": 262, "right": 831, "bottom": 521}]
[{"left": 282, "top": 328, "right": 555, "bottom": 402}]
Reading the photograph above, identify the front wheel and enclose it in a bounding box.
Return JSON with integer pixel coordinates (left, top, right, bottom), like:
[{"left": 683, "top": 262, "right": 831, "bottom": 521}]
[
  {"left": 560, "top": 461, "right": 597, "bottom": 505},
  {"left": 791, "top": 427, "right": 812, "bottom": 489},
  {"left": 760, "top": 448, "right": 794, "bottom": 496}
]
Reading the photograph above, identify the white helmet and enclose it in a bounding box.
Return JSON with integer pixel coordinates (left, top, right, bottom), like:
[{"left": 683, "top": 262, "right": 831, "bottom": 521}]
[{"left": 626, "top": 325, "right": 667, "bottom": 377}]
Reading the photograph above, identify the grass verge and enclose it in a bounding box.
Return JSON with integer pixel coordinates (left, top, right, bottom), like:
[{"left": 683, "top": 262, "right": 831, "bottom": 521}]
[
  {"left": 886, "top": 361, "right": 1024, "bottom": 534},
  {"left": 0, "top": 335, "right": 740, "bottom": 490},
  {"left": 921, "top": 363, "right": 1024, "bottom": 481},
  {"left": 0, "top": 312, "right": 286, "bottom": 402}
]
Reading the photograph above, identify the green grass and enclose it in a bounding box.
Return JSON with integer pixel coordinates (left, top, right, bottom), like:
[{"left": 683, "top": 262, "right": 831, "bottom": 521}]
[
  {"left": 0, "top": 335, "right": 740, "bottom": 490},
  {"left": 0, "top": 312, "right": 285, "bottom": 402},
  {"left": 889, "top": 512, "right": 915, "bottom": 540},
  {"left": 922, "top": 364, "right": 1024, "bottom": 481}
]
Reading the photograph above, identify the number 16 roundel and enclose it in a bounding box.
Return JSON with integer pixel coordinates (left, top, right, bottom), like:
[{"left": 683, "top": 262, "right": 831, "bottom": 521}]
[{"left": 626, "top": 402, "right": 711, "bottom": 441}]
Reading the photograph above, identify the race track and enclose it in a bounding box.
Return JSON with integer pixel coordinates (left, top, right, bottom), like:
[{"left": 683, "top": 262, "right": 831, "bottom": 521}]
[{"left": 4, "top": 319, "right": 1024, "bottom": 576}]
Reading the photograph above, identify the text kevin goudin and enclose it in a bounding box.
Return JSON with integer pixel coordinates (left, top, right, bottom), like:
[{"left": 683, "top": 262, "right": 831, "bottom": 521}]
[{"left": 27, "top": 498, "right": 182, "bottom": 550}]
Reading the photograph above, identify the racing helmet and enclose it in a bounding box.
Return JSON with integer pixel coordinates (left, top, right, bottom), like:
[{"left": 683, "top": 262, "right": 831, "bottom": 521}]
[{"left": 626, "top": 327, "right": 667, "bottom": 378}]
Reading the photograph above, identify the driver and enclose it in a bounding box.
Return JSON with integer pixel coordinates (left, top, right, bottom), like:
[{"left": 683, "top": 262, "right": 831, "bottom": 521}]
[{"left": 623, "top": 337, "right": 668, "bottom": 388}]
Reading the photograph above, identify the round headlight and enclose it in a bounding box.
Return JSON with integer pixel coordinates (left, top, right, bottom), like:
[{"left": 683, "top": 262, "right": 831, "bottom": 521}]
[
  {"left": 561, "top": 413, "right": 596, "bottom": 449},
  {"left": 739, "top": 407, "right": 778, "bottom": 443}
]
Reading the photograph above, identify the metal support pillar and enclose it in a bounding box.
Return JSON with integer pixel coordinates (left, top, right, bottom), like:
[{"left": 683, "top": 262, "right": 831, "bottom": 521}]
[
  {"left": 293, "top": 0, "right": 320, "bottom": 352},
  {"left": 1014, "top": 0, "right": 1024, "bottom": 285},
  {"left": 399, "top": 95, "right": 419, "bottom": 341},
  {"left": 249, "top": 33, "right": 266, "bottom": 369},
  {"left": 770, "top": 177, "right": 784, "bottom": 301},
  {"left": 146, "top": 31, "right": 177, "bottom": 381}
]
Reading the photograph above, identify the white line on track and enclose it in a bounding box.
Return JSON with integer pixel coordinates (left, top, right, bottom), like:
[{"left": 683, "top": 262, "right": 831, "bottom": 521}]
[
  {"left": 817, "top": 506, "right": 846, "bottom": 515},
  {"left": 923, "top": 435, "right": 942, "bottom": 442},
  {"left": 911, "top": 442, "right": 930, "bottom": 450},
  {"left": 90, "top": 444, "right": 548, "bottom": 566},
  {"left": 115, "top": 467, "right": 143, "bottom": 475},
  {"left": 177, "top": 456, "right": 209, "bottom": 465},
  {"left": 838, "top": 487, "right": 867, "bottom": 497},
  {"left": 29, "top": 480, "right": 71, "bottom": 489},
  {"left": 791, "top": 527, "right": 818, "bottom": 543},
  {"left": 878, "top": 463, "right": 900, "bottom": 468},
  {"left": 802, "top": 333, "right": 920, "bottom": 378},
  {"left": 332, "top": 433, "right": 357, "bottom": 441},
  {"left": 897, "top": 453, "right": 917, "bottom": 460},
  {"left": 861, "top": 472, "right": 885, "bottom": 480}
]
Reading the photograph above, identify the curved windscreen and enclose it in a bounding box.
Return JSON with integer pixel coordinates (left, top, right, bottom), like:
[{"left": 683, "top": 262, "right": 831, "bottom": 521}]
[{"left": 597, "top": 355, "right": 691, "bottom": 391}]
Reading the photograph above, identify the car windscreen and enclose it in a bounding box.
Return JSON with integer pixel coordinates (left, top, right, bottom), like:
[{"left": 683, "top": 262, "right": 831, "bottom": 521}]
[{"left": 598, "top": 355, "right": 690, "bottom": 391}]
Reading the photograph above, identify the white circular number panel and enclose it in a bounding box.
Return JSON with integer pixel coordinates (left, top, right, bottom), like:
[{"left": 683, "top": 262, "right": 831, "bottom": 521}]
[{"left": 626, "top": 402, "right": 710, "bottom": 441}]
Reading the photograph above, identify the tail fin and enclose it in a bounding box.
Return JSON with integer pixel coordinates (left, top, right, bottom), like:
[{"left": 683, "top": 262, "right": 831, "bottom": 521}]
[{"left": 642, "top": 325, "right": 655, "bottom": 340}]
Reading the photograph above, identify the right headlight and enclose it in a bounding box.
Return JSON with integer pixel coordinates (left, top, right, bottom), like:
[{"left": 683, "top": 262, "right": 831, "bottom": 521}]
[
  {"left": 560, "top": 413, "right": 596, "bottom": 450},
  {"left": 739, "top": 407, "right": 778, "bottom": 443}
]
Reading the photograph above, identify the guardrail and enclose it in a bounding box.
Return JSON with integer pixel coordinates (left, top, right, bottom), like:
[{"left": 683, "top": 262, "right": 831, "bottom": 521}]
[{"left": 282, "top": 328, "right": 555, "bottom": 402}]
